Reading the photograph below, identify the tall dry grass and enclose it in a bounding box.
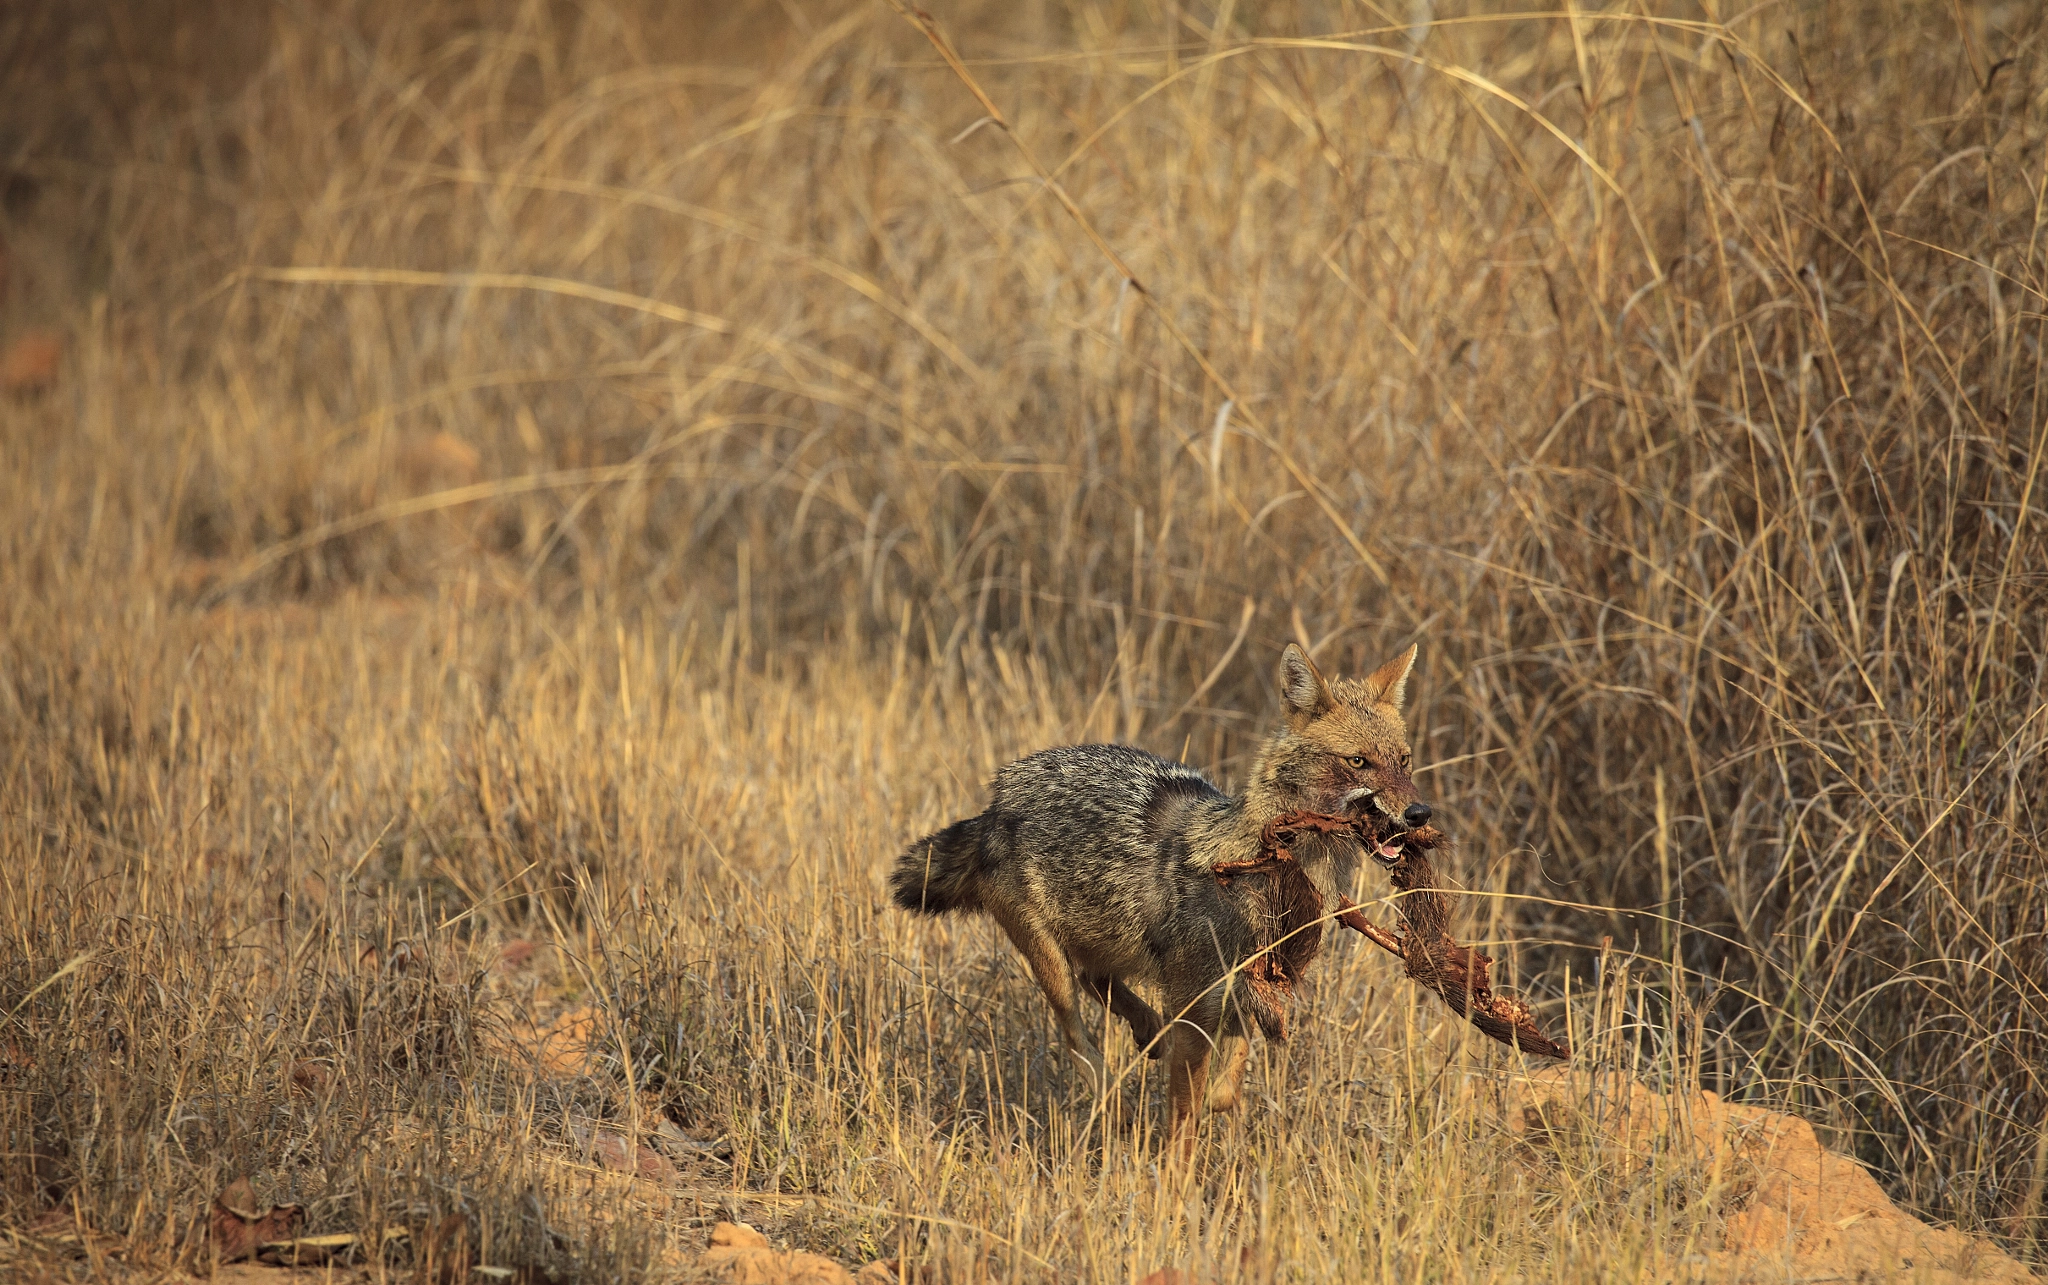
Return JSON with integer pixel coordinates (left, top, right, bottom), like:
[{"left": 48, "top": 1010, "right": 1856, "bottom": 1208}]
[{"left": 2, "top": 0, "right": 2044, "bottom": 1277}]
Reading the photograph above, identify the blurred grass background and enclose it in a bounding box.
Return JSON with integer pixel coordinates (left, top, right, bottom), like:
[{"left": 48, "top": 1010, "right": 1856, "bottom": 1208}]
[{"left": 1, "top": 0, "right": 2043, "bottom": 1278}]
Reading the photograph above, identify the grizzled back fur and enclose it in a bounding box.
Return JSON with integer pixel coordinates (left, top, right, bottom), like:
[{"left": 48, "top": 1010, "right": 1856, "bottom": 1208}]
[{"left": 890, "top": 743, "right": 1224, "bottom": 918}]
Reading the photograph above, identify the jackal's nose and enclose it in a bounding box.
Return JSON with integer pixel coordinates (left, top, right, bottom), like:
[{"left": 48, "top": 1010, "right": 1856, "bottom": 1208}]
[{"left": 1402, "top": 802, "right": 1433, "bottom": 829}]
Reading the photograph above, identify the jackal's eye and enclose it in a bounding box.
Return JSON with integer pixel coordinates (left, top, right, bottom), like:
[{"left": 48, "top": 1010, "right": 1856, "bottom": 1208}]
[{"left": 1345, "top": 755, "right": 1368, "bottom": 770}]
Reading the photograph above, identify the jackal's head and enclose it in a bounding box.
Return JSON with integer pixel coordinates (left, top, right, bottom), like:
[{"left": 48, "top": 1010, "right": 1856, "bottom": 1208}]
[{"left": 1253, "top": 643, "right": 1429, "bottom": 846}]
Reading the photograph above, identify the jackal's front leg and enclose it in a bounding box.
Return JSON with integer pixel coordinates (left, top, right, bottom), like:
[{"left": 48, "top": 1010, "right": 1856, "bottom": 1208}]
[
  {"left": 1164, "top": 1024, "right": 1212, "bottom": 1156},
  {"left": 1201, "top": 1034, "right": 1251, "bottom": 1111}
]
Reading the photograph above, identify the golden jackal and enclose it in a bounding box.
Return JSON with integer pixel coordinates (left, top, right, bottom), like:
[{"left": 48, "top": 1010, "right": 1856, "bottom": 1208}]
[{"left": 890, "top": 643, "right": 1429, "bottom": 1144}]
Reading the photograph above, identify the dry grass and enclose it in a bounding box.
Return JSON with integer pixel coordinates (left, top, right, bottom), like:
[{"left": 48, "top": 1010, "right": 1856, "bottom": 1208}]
[{"left": 2, "top": 0, "right": 2044, "bottom": 1278}]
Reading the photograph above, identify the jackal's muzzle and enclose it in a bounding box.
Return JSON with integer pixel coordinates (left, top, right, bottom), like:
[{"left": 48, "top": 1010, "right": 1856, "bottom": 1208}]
[{"left": 1342, "top": 786, "right": 1436, "bottom": 864}]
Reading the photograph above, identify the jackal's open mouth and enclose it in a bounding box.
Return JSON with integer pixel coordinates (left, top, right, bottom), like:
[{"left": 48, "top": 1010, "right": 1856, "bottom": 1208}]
[
  {"left": 1339, "top": 792, "right": 1410, "bottom": 864},
  {"left": 1340, "top": 797, "right": 1447, "bottom": 863}
]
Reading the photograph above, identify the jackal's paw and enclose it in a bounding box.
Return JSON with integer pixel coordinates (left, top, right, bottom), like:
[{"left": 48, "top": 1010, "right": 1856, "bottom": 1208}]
[{"left": 1203, "top": 1080, "right": 1242, "bottom": 1112}]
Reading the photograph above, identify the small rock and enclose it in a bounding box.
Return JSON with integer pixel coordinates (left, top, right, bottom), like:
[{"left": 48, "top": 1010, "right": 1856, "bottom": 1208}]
[
  {"left": 702, "top": 1222, "right": 853, "bottom": 1285},
  {"left": 712, "top": 1223, "right": 770, "bottom": 1252},
  {"left": 644, "top": 1111, "right": 733, "bottom": 1163},
  {"left": 573, "top": 1124, "right": 675, "bottom": 1181}
]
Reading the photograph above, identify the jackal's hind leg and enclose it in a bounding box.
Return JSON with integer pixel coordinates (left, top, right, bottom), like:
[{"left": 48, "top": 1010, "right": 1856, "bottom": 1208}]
[
  {"left": 991, "top": 909, "right": 1107, "bottom": 1089},
  {"left": 1081, "top": 975, "right": 1166, "bottom": 1058}
]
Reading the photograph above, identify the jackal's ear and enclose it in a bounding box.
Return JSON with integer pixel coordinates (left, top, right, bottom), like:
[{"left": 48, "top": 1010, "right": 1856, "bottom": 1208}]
[
  {"left": 1364, "top": 643, "right": 1418, "bottom": 710},
  {"left": 1279, "top": 643, "right": 1335, "bottom": 727}
]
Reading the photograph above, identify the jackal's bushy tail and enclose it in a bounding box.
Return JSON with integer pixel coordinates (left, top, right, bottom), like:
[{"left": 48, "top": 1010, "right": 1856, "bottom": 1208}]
[{"left": 890, "top": 816, "right": 988, "bottom": 915}]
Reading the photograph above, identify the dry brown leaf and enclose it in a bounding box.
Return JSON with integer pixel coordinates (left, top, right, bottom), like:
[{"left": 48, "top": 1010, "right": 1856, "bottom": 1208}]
[
  {"left": 0, "top": 330, "right": 61, "bottom": 394},
  {"left": 289, "top": 1060, "right": 332, "bottom": 1095},
  {"left": 207, "top": 1177, "right": 306, "bottom": 1263},
  {"left": 399, "top": 432, "right": 482, "bottom": 492},
  {"left": 498, "top": 938, "right": 537, "bottom": 971}
]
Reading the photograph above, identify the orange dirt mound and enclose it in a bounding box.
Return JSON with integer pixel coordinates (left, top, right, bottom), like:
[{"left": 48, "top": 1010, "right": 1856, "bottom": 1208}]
[
  {"left": 697, "top": 1222, "right": 898, "bottom": 1285},
  {"left": 1502, "top": 1067, "right": 2038, "bottom": 1283}
]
